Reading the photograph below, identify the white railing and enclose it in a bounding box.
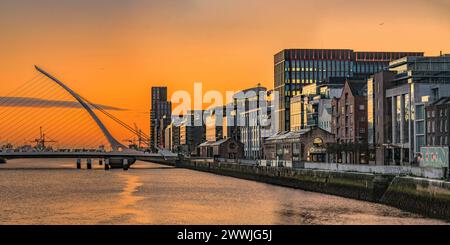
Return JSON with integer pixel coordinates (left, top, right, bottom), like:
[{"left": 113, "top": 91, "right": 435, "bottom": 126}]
[{"left": 303, "top": 162, "right": 446, "bottom": 179}]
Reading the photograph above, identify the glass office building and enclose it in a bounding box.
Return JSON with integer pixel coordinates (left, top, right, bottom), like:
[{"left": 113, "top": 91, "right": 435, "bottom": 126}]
[
  {"left": 274, "top": 49, "right": 424, "bottom": 132},
  {"left": 384, "top": 55, "right": 450, "bottom": 165}
]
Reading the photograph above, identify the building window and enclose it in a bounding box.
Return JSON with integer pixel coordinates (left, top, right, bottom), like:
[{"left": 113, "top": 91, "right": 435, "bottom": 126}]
[
  {"left": 417, "top": 105, "right": 425, "bottom": 120},
  {"left": 359, "top": 105, "right": 365, "bottom": 110},
  {"left": 432, "top": 88, "right": 439, "bottom": 101},
  {"left": 416, "top": 135, "right": 425, "bottom": 151},
  {"left": 417, "top": 121, "right": 425, "bottom": 135}
]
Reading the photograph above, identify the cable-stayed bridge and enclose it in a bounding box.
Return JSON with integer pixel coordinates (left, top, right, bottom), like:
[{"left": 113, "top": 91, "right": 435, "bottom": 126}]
[{"left": 0, "top": 66, "right": 177, "bottom": 169}]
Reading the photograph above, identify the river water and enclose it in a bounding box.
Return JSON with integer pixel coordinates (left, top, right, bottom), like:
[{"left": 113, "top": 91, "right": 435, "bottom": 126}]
[{"left": 0, "top": 159, "right": 445, "bottom": 225}]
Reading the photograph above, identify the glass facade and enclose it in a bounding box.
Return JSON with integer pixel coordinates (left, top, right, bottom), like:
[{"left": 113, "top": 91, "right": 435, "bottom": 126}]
[
  {"left": 367, "top": 78, "right": 374, "bottom": 145},
  {"left": 395, "top": 96, "right": 401, "bottom": 144},
  {"left": 415, "top": 104, "right": 426, "bottom": 153},
  {"left": 290, "top": 97, "right": 302, "bottom": 132},
  {"left": 404, "top": 94, "right": 410, "bottom": 143},
  {"left": 275, "top": 49, "right": 423, "bottom": 132}
]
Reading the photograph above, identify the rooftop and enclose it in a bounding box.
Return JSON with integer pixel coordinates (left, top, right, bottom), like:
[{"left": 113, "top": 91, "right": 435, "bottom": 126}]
[
  {"left": 198, "top": 138, "right": 231, "bottom": 147},
  {"left": 430, "top": 97, "right": 450, "bottom": 106},
  {"left": 265, "top": 129, "right": 312, "bottom": 141},
  {"left": 347, "top": 79, "right": 367, "bottom": 97}
]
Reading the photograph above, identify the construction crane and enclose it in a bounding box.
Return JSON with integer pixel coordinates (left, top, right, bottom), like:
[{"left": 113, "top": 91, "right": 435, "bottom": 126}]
[
  {"left": 122, "top": 123, "right": 145, "bottom": 151},
  {"left": 30, "top": 127, "right": 57, "bottom": 152},
  {"left": 122, "top": 137, "right": 137, "bottom": 149},
  {"left": 134, "top": 123, "right": 144, "bottom": 149}
]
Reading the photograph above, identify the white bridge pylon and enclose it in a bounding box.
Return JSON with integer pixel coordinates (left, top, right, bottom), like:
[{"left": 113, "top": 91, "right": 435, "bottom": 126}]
[{"left": 34, "top": 65, "right": 131, "bottom": 153}]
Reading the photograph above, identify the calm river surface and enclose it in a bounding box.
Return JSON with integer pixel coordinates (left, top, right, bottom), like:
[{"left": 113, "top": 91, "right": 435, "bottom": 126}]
[{"left": 0, "top": 159, "right": 446, "bottom": 225}]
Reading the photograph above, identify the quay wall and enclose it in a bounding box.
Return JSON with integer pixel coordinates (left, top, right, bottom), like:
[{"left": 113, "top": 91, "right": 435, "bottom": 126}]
[
  {"left": 177, "top": 160, "right": 392, "bottom": 202},
  {"left": 177, "top": 160, "right": 450, "bottom": 220},
  {"left": 381, "top": 177, "right": 450, "bottom": 220}
]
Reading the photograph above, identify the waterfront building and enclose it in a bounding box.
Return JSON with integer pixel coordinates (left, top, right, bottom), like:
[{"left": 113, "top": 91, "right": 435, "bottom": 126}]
[
  {"left": 369, "top": 55, "right": 450, "bottom": 165},
  {"left": 274, "top": 49, "right": 424, "bottom": 131},
  {"left": 290, "top": 77, "right": 345, "bottom": 132},
  {"left": 331, "top": 78, "right": 368, "bottom": 164},
  {"left": 290, "top": 96, "right": 303, "bottom": 132},
  {"left": 179, "top": 110, "right": 205, "bottom": 156},
  {"left": 150, "top": 87, "right": 172, "bottom": 151},
  {"left": 426, "top": 97, "right": 450, "bottom": 147},
  {"left": 164, "top": 124, "right": 172, "bottom": 151},
  {"left": 367, "top": 71, "right": 397, "bottom": 164},
  {"left": 234, "top": 86, "right": 275, "bottom": 160},
  {"left": 205, "top": 113, "right": 225, "bottom": 142},
  {"left": 263, "top": 127, "right": 335, "bottom": 165},
  {"left": 164, "top": 122, "right": 180, "bottom": 152},
  {"left": 198, "top": 138, "right": 244, "bottom": 159}
]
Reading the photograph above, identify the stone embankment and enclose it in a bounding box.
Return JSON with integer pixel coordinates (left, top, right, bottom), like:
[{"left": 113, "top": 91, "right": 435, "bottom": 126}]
[{"left": 176, "top": 160, "right": 450, "bottom": 220}]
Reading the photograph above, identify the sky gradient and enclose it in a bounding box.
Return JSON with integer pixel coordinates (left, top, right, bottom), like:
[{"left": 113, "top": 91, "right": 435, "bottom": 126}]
[{"left": 1, "top": 0, "right": 449, "bottom": 146}]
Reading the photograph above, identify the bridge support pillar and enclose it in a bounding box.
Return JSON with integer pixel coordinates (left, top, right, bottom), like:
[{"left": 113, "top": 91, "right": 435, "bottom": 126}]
[
  {"left": 87, "top": 159, "right": 92, "bottom": 169},
  {"left": 99, "top": 159, "right": 103, "bottom": 165},
  {"left": 123, "top": 159, "right": 129, "bottom": 171},
  {"left": 76, "top": 159, "right": 81, "bottom": 169},
  {"left": 104, "top": 159, "right": 110, "bottom": 170}
]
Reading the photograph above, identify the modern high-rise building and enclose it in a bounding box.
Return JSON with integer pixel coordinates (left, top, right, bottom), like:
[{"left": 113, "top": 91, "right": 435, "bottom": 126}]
[
  {"left": 150, "top": 87, "right": 172, "bottom": 151},
  {"left": 368, "top": 54, "right": 450, "bottom": 165},
  {"left": 274, "top": 49, "right": 424, "bottom": 131}
]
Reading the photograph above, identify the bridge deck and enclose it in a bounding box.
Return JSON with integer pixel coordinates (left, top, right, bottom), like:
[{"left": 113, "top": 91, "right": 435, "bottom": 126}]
[{"left": 0, "top": 152, "right": 174, "bottom": 160}]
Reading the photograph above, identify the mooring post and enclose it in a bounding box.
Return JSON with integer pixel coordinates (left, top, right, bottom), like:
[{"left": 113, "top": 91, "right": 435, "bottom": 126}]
[
  {"left": 104, "top": 159, "right": 110, "bottom": 170},
  {"left": 76, "top": 159, "right": 81, "bottom": 169},
  {"left": 123, "top": 158, "right": 129, "bottom": 171},
  {"left": 87, "top": 159, "right": 92, "bottom": 169}
]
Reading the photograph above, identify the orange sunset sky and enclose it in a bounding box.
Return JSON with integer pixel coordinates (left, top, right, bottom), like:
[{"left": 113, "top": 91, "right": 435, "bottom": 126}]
[{"left": 1, "top": 0, "right": 450, "bottom": 147}]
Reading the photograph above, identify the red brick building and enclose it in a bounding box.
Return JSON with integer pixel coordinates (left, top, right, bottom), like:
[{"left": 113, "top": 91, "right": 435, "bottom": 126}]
[{"left": 331, "top": 79, "right": 368, "bottom": 164}]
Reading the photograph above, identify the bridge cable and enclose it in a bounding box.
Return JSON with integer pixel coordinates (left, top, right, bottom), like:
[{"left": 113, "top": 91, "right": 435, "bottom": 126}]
[
  {"left": 0, "top": 82, "right": 70, "bottom": 142},
  {"left": 0, "top": 74, "right": 43, "bottom": 105}
]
